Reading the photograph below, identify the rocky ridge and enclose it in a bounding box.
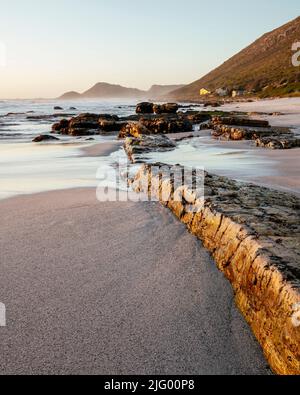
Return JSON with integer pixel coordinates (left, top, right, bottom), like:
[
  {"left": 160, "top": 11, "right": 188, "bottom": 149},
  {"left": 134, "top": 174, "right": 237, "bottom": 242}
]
[{"left": 129, "top": 164, "right": 300, "bottom": 375}]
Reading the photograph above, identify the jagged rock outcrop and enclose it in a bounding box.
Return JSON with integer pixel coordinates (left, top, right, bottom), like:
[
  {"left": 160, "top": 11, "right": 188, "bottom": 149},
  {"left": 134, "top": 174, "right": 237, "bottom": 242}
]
[
  {"left": 124, "top": 135, "right": 176, "bottom": 163},
  {"left": 130, "top": 163, "right": 300, "bottom": 375}
]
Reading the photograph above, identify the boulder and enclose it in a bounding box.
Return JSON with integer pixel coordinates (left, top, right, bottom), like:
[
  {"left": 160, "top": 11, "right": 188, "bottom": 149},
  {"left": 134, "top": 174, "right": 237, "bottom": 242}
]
[
  {"left": 52, "top": 119, "right": 70, "bottom": 134},
  {"left": 153, "top": 103, "right": 179, "bottom": 114},
  {"left": 119, "top": 122, "right": 151, "bottom": 139},
  {"left": 32, "top": 134, "right": 60, "bottom": 143},
  {"left": 136, "top": 102, "right": 154, "bottom": 114},
  {"left": 51, "top": 113, "right": 121, "bottom": 136},
  {"left": 140, "top": 118, "right": 192, "bottom": 134},
  {"left": 54, "top": 106, "right": 63, "bottom": 110}
]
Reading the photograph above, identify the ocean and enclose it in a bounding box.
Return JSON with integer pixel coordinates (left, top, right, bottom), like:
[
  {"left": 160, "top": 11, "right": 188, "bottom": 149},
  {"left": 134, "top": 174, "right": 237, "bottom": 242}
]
[{"left": 0, "top": 98, "right": 299, "bottom": 200}]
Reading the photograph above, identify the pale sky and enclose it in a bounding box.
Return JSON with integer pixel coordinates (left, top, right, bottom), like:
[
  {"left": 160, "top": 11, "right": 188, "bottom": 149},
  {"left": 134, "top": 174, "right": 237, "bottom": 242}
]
[{"left": 0, "top": 0, "right": 299, "bottom": 98}]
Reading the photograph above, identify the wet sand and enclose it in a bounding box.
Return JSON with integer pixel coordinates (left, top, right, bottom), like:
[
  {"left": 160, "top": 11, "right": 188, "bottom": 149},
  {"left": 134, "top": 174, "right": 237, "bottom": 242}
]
[
  {"left": 0, "top": 188, "right": 270, "bottom": 375},
  {"left": 80, "top": 140, "right": 122, "bottom": 157},
  {"left": 196, "top": 134, "right": 300, "bottom": 195}
]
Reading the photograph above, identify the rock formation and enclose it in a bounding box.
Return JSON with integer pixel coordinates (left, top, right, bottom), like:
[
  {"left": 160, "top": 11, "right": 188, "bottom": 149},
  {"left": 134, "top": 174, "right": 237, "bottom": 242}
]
[
  {"left": 130, "top": 163, "right": 300, "bottom": 375},
  {"left": 51, "top": 113, "right": 124, "bottom": 136},
  {"left": 124, "top": 135, "right": 176, "bottom": 163},
  {"left": 119, "top": 117, "right": 193, "bottom": 139},
  {"left": 136, "top": 102, "right": 154, "bottom": 114},
  {"left": 203, "top": 116, "right": 300, "bottom": 149}
]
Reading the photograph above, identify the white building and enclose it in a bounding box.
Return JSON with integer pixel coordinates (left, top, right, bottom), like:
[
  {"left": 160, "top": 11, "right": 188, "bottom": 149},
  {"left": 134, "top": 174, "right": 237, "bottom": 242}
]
[
  {"left": 232, "top": 90, "right": 245, "bottom": 98},
  {"left": 216, "top": 88, "right": 228, "bottom": 97}
]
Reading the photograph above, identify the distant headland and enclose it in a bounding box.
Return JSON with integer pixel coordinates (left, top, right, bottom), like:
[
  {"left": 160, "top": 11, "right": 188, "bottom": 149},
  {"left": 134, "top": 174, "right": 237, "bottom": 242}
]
[{"left": 58, "top": 83, "right": 185, "bottom": 100}]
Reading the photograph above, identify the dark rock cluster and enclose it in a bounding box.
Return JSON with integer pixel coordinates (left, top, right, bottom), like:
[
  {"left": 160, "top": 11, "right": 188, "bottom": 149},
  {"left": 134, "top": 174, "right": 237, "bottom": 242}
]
[
  {"left": 119, "top": 118, "right": 193, "bottom": 139},
  {"left": 135, "top": 102, "right": 179, "bottom": 115},
  {"left": 203, "top": 116, "right": 300, "bottom": 149},
  {"left": 52, "top": 113, "right": 125, "bottom": 136}
]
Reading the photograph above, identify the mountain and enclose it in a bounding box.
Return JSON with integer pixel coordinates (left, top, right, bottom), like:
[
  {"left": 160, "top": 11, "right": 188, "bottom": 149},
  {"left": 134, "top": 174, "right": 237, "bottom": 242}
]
[
  {"left": 58, "top": 83, "right": 146, "bottom": 100},
  {"left": 82, "top": 82, "right": 146, "bottom": 99},
  {"left": 169, "top": 16, "right": 300, "bottom": 101},
  {"left": 147, "top": 84, "right": 186, "bottom": 99},
  {"left": 59, "top": 91, "right": 82, "bottom": 100},
  {"left": 58, "top": 83, "right": 186, "bottom": 100}
]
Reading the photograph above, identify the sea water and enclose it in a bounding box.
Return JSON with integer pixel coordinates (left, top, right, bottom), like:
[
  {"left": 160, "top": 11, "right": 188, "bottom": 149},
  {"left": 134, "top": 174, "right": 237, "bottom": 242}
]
[{"left": 0, "top": 98, "right": 299, "bottom": 199}]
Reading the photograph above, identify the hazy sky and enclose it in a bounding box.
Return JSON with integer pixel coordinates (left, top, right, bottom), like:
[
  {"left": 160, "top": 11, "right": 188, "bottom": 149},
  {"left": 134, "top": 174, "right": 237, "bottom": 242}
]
[{"left": 0, "top": 0, "right": 299, "bottom": 98}]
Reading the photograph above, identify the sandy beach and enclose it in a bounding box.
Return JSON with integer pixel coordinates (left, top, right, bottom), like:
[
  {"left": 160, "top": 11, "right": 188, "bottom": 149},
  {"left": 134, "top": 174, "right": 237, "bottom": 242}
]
[{"left": 0, "top": 188, "right": 270, "bottom": 375}]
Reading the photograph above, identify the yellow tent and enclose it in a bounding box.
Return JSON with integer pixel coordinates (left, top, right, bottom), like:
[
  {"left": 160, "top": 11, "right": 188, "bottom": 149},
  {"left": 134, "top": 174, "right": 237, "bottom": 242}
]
[{"left": 200, "top": 88, "right": 210, "bottom": 96}]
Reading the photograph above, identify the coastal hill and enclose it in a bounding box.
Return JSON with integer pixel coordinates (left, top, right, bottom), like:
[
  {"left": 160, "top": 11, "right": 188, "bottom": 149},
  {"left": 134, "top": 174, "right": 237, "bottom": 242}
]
[
  {"left": 58, "top": 83, "right": 185, "bottom": 100},
  {"left": 82, "top": 82, "right": 145, "bottom": 99},
  {"left": 147, "top": 84, "right": 185, "bottom": 99},
  {"left": 168, "top": 16, "right": 300, "bottom": 100},
  {"left": 59, "top": 91, "right": 82, "bottom": 100}
]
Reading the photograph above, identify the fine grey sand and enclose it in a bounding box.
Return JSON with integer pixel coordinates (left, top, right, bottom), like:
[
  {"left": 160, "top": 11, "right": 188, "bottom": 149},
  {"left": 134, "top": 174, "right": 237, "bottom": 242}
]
[{"left": 0, "top": 188, "right": 270, "bottom": 375}]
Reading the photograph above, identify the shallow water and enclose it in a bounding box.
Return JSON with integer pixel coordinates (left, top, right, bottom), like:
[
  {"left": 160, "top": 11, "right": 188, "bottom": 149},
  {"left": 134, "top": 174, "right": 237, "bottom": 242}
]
[
  {"left": 0, "top": 140, "right": 114, "bottom": 199},
  {"left": 0, "top": 100, "right": 138, "bottom": 199},
  {"left": 0, "top": 99, "right": 138, "bottom": 141},
  {"left": 0, "top": 98, "right": 299, "bottom": 199}
]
